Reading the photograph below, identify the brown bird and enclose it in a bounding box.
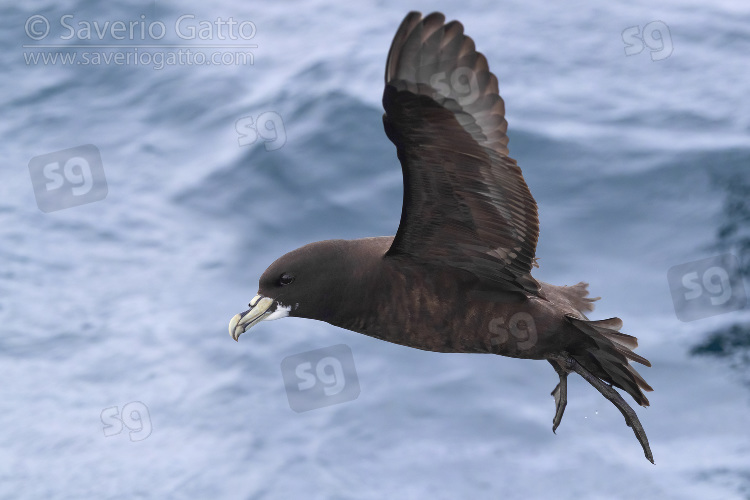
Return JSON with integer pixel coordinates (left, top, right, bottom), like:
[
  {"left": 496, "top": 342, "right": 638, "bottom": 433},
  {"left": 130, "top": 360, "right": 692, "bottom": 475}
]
[{"left": 229, "top": 11, "right": 654, "bottom": 463}]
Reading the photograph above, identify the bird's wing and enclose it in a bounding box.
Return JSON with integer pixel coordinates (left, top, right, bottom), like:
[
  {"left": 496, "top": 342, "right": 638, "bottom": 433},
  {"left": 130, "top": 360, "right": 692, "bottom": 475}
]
[{"left": 382, "top": 11, "right": 541, "bottom": 296}]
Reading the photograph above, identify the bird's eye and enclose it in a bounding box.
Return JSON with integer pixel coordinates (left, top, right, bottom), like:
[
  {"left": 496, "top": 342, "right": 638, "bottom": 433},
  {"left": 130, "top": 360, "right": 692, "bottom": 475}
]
[{"left": 278, "top": 273, "right": 295, "bottom": 286}]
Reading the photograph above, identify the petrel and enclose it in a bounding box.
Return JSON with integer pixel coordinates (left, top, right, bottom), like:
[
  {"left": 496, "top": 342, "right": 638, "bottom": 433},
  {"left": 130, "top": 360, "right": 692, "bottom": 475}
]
[{"left": 229, "top": 11, "right": 654, "bottom": 463}]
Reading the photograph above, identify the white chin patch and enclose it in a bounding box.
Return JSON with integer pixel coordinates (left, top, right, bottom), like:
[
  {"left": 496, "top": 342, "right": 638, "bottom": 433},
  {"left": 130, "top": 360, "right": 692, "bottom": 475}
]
[{"left": 265, "top": 303, "right": 291, "bottom": 321}]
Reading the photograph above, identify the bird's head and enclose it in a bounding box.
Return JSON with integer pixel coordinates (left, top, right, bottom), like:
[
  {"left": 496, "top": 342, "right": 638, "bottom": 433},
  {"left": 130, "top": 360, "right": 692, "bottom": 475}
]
[{"left": 228, "top": 239, "right": 358, "bottom": 341}]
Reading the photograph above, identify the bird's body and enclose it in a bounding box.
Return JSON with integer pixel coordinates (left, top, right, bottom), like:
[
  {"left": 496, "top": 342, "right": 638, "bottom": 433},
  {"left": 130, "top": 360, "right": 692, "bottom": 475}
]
[
  {"left": 228, "top": 11, "right": 655, "bottom": 463},
  {"left": 297, "top": 237, "right": 572, "bottom": 359}
]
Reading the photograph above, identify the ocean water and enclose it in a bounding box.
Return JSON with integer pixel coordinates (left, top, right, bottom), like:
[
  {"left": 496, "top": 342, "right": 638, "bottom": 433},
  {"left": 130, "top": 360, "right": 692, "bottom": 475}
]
[{"left": 2, "top": 0, "right": 750, "bottom": 498}]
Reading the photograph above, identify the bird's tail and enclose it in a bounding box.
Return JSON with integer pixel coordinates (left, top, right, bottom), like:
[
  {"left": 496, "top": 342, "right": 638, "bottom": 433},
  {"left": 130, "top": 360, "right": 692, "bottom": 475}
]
[{"left": 566, "top": 315, "right": 653, "bottom": 407}]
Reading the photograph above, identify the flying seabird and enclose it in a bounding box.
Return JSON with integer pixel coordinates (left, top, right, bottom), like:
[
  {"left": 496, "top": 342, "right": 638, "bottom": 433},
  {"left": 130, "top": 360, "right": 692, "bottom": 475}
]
[{"left": 229, "top": 11, "right": 654, "bottom": 463}]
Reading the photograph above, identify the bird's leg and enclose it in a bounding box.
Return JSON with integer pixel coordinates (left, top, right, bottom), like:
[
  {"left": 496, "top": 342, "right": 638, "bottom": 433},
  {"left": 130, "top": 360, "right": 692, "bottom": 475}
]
[
  {"left": 547, "top": 359, "right": 568, "bottom": 433},
  {"left": 550, "top": 354, "right": 654, "bottom": 464}
]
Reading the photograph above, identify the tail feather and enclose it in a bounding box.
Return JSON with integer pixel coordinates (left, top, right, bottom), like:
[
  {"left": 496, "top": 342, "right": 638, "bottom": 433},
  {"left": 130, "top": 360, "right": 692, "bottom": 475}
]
[
  {"left": 613, "top": 343, "right": 651, "bottom": 367},
  {"left": 567, "top": 315, "right": 653, "bottom": 407},
  {"left": 588, "top": 317, "right": 626, "bottom": 335},
  {"left": 626, "top": 363, "right": 654, "bottom": 393},
  {"left": 550, "top": 281, "right": 600, "bottom": 314}
]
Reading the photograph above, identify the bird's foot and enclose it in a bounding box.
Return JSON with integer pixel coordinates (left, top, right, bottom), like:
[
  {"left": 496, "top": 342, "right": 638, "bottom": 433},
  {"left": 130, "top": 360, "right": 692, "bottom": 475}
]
[
  {"left": 548, "top": 359, "right": 568, "bottom": 433},
  {"left": 550, "top": 354, "right": 654, "bottom": 464}
]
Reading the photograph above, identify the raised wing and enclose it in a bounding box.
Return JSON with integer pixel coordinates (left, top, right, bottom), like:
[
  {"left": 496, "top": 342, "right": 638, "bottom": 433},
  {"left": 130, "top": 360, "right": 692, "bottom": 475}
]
[{"left": 383, "top": 11, "right": 541, "bottom": 295}]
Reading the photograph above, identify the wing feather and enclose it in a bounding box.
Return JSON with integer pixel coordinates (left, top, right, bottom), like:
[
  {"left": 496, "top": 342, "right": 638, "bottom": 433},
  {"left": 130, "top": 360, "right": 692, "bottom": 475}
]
[{"left": 383, "top": 11, "right": 540, "bottom": 295}]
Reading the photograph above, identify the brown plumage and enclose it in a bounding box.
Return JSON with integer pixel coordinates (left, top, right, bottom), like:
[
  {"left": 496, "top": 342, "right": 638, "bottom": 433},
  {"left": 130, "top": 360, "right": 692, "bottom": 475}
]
[{"left": 229, "top": 11, "right": 654, "bottom": 463}]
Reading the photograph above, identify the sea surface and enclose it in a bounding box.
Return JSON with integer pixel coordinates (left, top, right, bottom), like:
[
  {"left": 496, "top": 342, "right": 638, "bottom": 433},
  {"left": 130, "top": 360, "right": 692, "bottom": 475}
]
[{"left": 2, "top": 0, "right": 750, "bottom": 498}]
